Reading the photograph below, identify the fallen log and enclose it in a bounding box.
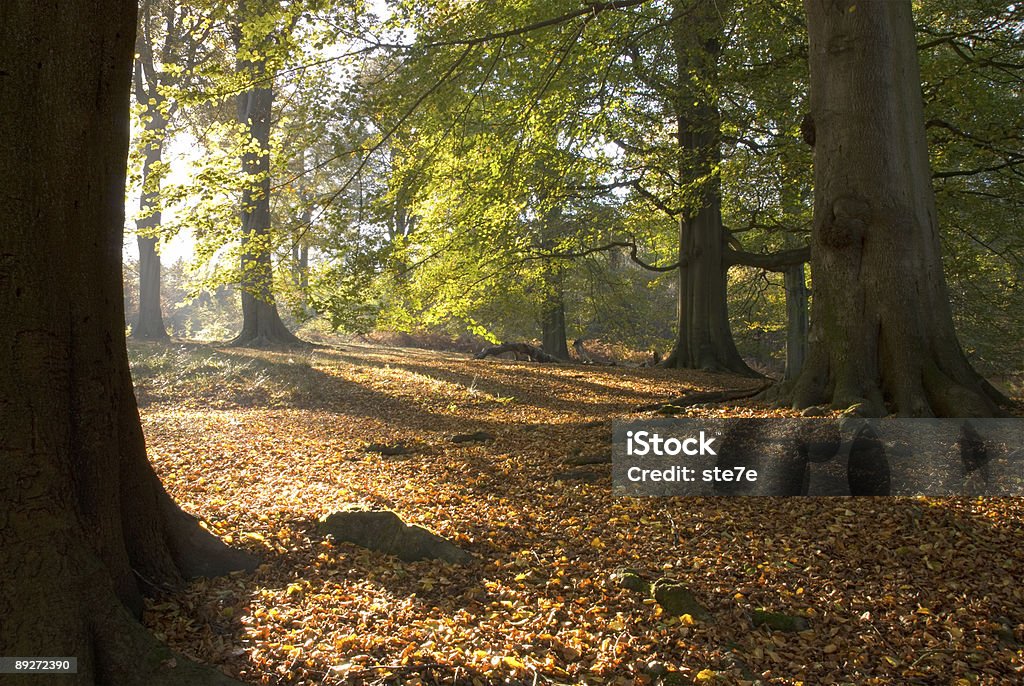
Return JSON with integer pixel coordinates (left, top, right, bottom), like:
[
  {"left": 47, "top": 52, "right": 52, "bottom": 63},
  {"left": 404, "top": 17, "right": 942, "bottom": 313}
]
[
  {"left": 475, "top": 342, "right": 563, "bottom": 363},
  {"left": 572, "top": 338, "right": 620, "bottom": 365},
  {"left": 572, "top": 338, "right": 594, "bottom": 364}
]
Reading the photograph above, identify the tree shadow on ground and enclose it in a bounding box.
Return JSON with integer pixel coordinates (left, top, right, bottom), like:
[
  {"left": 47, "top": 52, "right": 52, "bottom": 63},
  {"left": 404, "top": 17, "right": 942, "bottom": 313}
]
[
  {"left": 133, "top": 342, "right": 1024, "bottom": 684},
  {"left": 153, "top": 493, "right": 1024, "bottom": 685}
]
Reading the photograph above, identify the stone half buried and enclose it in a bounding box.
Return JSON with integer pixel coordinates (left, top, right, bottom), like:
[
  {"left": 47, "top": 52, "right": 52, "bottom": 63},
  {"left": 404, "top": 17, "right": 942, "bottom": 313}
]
[{"left": 316, "top": 510, "right": 471, "bottom": 564}]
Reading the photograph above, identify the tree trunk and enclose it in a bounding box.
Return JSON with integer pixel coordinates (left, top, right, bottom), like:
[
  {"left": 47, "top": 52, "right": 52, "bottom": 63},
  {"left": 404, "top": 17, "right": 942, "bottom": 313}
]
[
  {"left": 662, "top": 1, "right": 754, "bottom": 376},
  {"left": 131, "top": 17, "right": 170, "bottom": 341},
  {"left": 136, "top": 236, "right": 168, "bottom": 339},
  {"left": 230, "top": 8, "right": 302, "bottom": 349},
  {"left": 292, "top": 238, "right": 310, "bottom": 289},
  {"left": 784, "top": 263, "right": 808, "bottom": 381},
  {"left": 0, "top": 2, "right": 254, "bottom": 683},
  {"left": 540, "top": 272, "right": 570, "bottom": 360},
  {"left": 134, "top": 117, "right": 169, "bottom": 340},
  {"left": 795, "top": 0, "right": 1007, "bottom": 416}
]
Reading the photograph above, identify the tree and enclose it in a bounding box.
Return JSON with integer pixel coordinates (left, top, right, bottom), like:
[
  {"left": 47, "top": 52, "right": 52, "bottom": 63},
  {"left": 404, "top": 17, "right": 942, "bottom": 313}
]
[
  {"left": 794, "top": 0, "right": 1009, "bottom": 416},
  {"left": 0, "top": 1, "right": 254, "bottom": 682},
  {"left": 642, "top": 0, "right": 750, "bottom": 374},
  {"left": 130, "top": 0, "right": 218, "bottom": 340},
  {"left": 915, "top": 0, "right": 1024, "bottom": 374},
  {"left": 229, "top": 0, "right": 305, "bottom": 347},
  {"left": 374, "top": 0, "right": 818, "bottom": 373},
  {"left": 132, "top": 1, "right": 174, "bottom": 340}
]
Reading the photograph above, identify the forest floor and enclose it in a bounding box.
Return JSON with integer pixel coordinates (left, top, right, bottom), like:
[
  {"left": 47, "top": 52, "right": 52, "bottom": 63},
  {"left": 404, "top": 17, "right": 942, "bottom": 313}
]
[{"left": 129, "top": 340, "right": 1024, "bottom": 686}]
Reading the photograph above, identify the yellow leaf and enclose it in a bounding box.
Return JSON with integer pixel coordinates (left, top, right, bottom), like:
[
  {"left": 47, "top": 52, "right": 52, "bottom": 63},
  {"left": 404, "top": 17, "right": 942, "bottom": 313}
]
[{"left": 503, "top": 656, "right": 526, "bottom": 670}]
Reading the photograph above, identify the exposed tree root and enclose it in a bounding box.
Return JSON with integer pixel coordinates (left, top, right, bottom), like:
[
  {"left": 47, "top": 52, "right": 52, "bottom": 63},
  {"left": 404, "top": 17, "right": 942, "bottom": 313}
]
[
  {"left": 160, "top": 493, "right": 259, "bottom": 579},
  {"left": 790, "top": 350, "right": 1014, "bottom": 418},
  {"left": 229, "top": 301, "right": 306, "bottom": 350},
  {"left": 637, "top": 383, "right": 773, "bottom": 412},
  {"left": 132, "top": 328, "right": 170, "bottom": 342},
  {"left": 2, "top": 526, "right": 246, "bottom": 686},
  {"left": 658, "top": 348, "right": 761, "bottom": 377},
  {"left": 564, "top": 453, "right": 613, "bottom": 466},
  {"left": 229, "top": 333, "right": 308, "bottom": 350},
  {"left": 92, "top": 594, "right": 245, "bottom": 686}
]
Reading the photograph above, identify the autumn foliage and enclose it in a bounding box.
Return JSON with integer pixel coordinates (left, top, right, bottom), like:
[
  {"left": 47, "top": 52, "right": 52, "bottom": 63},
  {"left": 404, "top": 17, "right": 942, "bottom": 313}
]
[{"left": 132, "top": 342, "right": 1024, "bottom": 685}]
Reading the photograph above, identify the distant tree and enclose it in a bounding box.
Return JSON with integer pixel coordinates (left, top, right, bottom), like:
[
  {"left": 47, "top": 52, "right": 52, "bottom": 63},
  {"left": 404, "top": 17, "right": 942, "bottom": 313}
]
[
  {"left": 794, "top": 0, "right": 1010, "bottom": 416},
  {"left": 132, "top": 0, "right": 175, "bottom": 340},
  {"left": 228, "top": 0, "right": 305, "bottom": 347},
  {"left": 1, "top": 1, "right": 253, "bottom": 682},
  {"left": 130, "top": 0, "right": 220, "bottom": 340}
]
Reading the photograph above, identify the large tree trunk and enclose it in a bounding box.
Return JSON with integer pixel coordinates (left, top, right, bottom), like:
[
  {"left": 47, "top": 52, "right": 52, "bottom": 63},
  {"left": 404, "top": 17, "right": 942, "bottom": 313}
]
[
  {"left": 662, "top": 1, "right": 754, "bottom": 376},
  {"left": 0, "top": 2, "right": 254, "bottom": 683},
  {"left": 230, "top": 8, "right": 302, "bottom": 349},
  {"left": 795, "top": 0, "right": 1007, "bottom": 416}
]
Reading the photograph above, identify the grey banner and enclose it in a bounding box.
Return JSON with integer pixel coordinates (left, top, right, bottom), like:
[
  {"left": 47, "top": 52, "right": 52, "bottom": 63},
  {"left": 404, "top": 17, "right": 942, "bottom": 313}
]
[
  {"left": 0, "top": 658, "right": 77, "bottom": 673},
  {"left": 613, "top": 418, "right": 1024, "bottom": 496}
]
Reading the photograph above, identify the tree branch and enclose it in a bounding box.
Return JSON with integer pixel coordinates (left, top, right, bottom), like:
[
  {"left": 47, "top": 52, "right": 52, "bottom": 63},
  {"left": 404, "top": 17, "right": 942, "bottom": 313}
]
[{"left": 724, "top": 245, "right": 810, "bottom": 271}]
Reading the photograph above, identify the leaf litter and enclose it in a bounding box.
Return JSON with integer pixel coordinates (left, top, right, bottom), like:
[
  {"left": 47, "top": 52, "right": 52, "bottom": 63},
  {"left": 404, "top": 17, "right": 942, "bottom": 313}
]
[{"left": 130, "top": 341, "right": 1024, "bottom": 685}]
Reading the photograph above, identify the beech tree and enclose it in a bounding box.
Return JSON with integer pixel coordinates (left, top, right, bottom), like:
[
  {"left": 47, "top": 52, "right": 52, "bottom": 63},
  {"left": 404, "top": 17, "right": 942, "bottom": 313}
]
[
  {"left": 130, "top": 0, "right": 220, "bottom": 340},
  {"left": 0, "top": 1, "right": 254, "bottom": 682},
  {"left": 132, "top": 0, "right": 174, "bottom": 340},
  {"left": 228, "top": 0, "right": 305, "bottom": 347},
  {"left": 794, "top": 0, "right": 1009, "bottom": 416}
]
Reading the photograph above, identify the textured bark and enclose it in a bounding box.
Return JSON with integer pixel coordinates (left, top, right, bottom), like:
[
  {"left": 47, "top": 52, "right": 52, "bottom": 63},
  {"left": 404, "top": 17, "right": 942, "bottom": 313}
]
[
  {"left": 796, "top": 0, "right": 1007, "bottom": 416},
  {"left": 134, "top": 121, "right": 167, "bottom": 340},
  {"left": 229, "top": 2, "right": 303, "bottom": 349},
  {"left": 134, "top": 125, "right": 169, "bottom": 340},
  {"left": 540, "top": 278, "right": 570, "bottom": 360},
  {"left": 0, "top": 2, "right": 253, "bottom": 682},
  {"left": 661, "top": 1, "right": 754, "bottom": 376},
  {"left": 131, "top": 16, "right": 171, "bottom": 340},
  {"left": 784, "top": 263, "right": 808, "bottom": 381},
  {"left": 136, "top": 235, "right": 168, "bottom": 339}
]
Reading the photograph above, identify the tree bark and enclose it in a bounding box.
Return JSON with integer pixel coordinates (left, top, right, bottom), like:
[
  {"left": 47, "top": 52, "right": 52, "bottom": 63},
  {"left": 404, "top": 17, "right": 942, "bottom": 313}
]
[
  {"left": 131, "top": 8, "right": 170, "bottom": 341},
  {"left": 796, "top": 0, "right": 1007, "bottom": 416},
  {"left": 1, "top": 2, "right": 254, "bottom": 683},
  {"left": 784, "top": 263, "right": 808, "bottom": 381},
  {"left": 134, "top": 123, "right": 169, "bottom": 340},
  {"left": 230, "top": 1, "right": 303, "bottom": 349},
  {"left": 136, "top": 236, "right": 168, "bottom": 339},
  {"left": 661, "top": 0, "right": 754, "bottom": 376},
  {"left": 540, "top": 272, "right": 570, "bottom": 360}
]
